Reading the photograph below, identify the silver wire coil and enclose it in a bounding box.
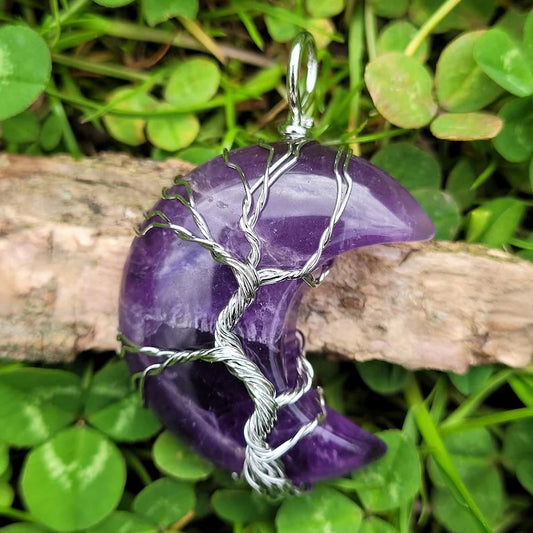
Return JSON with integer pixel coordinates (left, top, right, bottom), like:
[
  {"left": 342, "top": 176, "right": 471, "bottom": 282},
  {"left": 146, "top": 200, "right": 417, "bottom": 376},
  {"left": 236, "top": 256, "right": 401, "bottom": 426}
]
[{"left": 119, "top": 33, "right": 354, "bottom": 497}]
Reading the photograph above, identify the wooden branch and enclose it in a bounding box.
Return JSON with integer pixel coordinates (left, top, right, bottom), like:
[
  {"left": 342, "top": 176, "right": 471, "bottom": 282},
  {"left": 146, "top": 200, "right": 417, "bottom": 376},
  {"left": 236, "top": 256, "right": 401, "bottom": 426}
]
[
  {"left": 0, "top": 153, "right": 531, "bottom": 373},
  {"left": 299, "top": 241, "right": 533, "bottom": 372}
]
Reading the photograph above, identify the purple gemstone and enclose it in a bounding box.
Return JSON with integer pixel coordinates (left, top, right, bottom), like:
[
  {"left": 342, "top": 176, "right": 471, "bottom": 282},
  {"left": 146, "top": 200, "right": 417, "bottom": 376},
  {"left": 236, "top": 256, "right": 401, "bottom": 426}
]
[{"left": 119, "top": 141, "right": 434, "bottom": 485}]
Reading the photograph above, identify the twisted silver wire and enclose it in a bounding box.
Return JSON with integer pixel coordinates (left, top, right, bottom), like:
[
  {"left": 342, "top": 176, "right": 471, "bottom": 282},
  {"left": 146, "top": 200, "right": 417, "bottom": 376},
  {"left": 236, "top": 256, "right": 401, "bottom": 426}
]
[
  {"left": 120, "top": 140, "right": 354, "bottom": 496},
  {"left": 119, "top": 30, "right": 351, "bottom": 497},
  {"left": 258, "top": 147, "right": 353, "bottom": 287},
  {"left": 120, "top": 140, "right": 351, "bottom": 496}
]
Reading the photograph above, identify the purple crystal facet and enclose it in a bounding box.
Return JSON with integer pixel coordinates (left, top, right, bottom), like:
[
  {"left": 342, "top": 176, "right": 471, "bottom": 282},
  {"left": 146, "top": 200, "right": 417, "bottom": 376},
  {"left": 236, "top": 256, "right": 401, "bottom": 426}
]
[{"left": 119, "top": 141, "right": 434, "bottom": 485}]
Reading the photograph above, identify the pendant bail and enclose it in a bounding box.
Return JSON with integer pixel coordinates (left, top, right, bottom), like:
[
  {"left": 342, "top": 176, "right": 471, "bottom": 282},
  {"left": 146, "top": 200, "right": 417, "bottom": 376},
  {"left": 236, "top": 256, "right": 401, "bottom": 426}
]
[{"left": 281, "top": 31, "right": 318, "bottom": 141}]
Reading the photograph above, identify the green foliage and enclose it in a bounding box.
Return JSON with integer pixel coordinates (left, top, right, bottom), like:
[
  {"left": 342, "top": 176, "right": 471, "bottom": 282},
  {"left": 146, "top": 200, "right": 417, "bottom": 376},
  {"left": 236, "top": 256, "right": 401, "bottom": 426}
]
[
  {"left": 474, "top": 29, "right": 533, "bottom": 97},
  {"left": 20, "top": 426, "right": 126, "bottom": 531},
  {"left": 39, "top": 114, "right": 63, "bottom": 152},
  {"left": 449, "top": 366, "right": 495, "bottom": 395},
  {"left": 0, "top": 1, "right": 532, "bottom": 532},
  {"left": 102, "top": 88, "right": 157, "bottom": 146},
  {"left": 348, "top": 430, "right": 422, "bottom": 512},
  {"left": 503, "top": 419, "right": 533, "bottom": 495},
  {"left": 164, "top": 58, "right": 221, "bottom": 108},
  {"left": 466, "top": 197, "right": 526, "bottom": 247},
  {"left": 93, "top": 0, "right": 134, "bottom": 7},
  {"left": 276, "top": 485, "right": 362, "bottom": 533},
  {"left": 356, "top": 360, "right": 409, "bottom": 395},
  {"left": 445, "top": 158, "right": 476, "bottom": 210},
  {"left": 142, "top": 0, "right": 199, "bottom": 26},
  {"left": 369, "top": 142, "right": 462, "bottom": 238},
  {"left": 376, "top": 21, "right": 429, "bottom": 62},
  {"left": 0, "top": 26, "right": 51, "bottom": 121},
  {"left": 509, "top": 373, "right": 533, "bottom": 407},
  {"left": 1, "top": 111, "right": 40, "bottom": 145},
  {"left": 264, "top": 13, "right": 298, "bottom": 44},
  {"left": 0, "top": 443, "right": 8, "bottom": 478},
  {"left": 408, "top": 0, "right": 496, "bottom": 33},
  {"left": 0, "top": 355, "right": 530, "bottom": 532},
  {"left": 435, "top": 31, "right": 502, "bottom": 112},
  {"left": 153, "top": 430, "right": 213, "bottom": 480},
  {"left": 370, "top": 0, "right": 409, "bottom": 19},
  {"left": 429, "top": 429, "right": 505, "bottom": 533},
  {"left": 364, "top": 53, "right": 437, "bottom": 128},
  {"left": 412, "top": 189, "right": 461, "bottom": 240},
  {"left": 146, "top": 108, "right": 200, "bottom": 150},
  {"left": 0, "top": 483, "right": 14, "bottom": 508},
  {"left": 371, "top": 142, "right": 441, "bottom": 190},
  {"left": 85, "top": 359, "right": 161, "bottom": 442},
  {"left": 493, "top": 97, "right": 533, "bottom": 163},
  {"left": 0, "top": 0, "right": 529, "bottom": 255},
  {"left": 132, "top": 477, "right": 195, "bottom": 527},
  {"left": 0, "top": 368, "right": 82, "bottom": 447},
  {"left": 430, "top": 112, "right": 503, "bottom": 141},
  {"left": 0, "top": 526, "right": 48, "bottom": 533},
  {"left": 359, "top": 517, "right": 401, "bottom": 533},
  {"left": 211, "top": 489, "right": 275, "bottom": 523},
  {"left": 86, "top": 511, "right": 157, "bottom": 533},
  {"left": 503, "top": 418, "right": 533, "bottom": 462},
  {"left": 306, "top": 0, "right": 345, "bottom": 19}
]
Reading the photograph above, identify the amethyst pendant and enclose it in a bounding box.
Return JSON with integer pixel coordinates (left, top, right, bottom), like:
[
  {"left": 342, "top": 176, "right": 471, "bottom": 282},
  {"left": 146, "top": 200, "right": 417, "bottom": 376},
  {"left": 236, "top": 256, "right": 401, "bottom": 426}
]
[{"left": 118, "top": 34, "right": 435, "bottom": 495}]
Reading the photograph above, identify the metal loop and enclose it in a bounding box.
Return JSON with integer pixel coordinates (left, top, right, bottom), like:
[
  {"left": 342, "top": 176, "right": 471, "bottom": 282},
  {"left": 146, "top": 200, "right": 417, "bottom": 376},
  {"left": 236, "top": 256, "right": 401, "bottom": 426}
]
[{"left": 281, "top": 31, "right": 318, "bottom": 141}]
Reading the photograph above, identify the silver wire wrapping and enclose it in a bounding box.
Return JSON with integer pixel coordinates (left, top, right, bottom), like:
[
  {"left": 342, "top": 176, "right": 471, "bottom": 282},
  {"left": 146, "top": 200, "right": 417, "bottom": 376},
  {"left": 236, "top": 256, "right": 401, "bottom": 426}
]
[{"left": 119, "top": 33, "right": 354, "bottom": 497}]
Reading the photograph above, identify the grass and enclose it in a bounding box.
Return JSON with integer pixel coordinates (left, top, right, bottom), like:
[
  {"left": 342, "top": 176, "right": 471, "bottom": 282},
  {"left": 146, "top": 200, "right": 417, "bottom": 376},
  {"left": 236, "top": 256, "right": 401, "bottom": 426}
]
[{"left": 0, "top": 0, "right": 532, "bottom": 532}]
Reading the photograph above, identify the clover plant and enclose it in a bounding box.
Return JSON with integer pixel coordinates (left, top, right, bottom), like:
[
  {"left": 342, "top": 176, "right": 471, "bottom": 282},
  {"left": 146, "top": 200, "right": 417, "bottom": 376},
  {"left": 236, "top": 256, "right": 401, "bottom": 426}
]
[{"left": 0, "top": 0, "right": 532, "bottom": 531}]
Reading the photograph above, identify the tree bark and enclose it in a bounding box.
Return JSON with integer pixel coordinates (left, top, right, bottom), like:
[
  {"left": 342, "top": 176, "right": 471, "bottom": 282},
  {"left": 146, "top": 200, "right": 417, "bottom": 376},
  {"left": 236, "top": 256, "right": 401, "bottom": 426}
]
[{"left": 1, "top": 153, "right": 531, "bottom": 373}]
